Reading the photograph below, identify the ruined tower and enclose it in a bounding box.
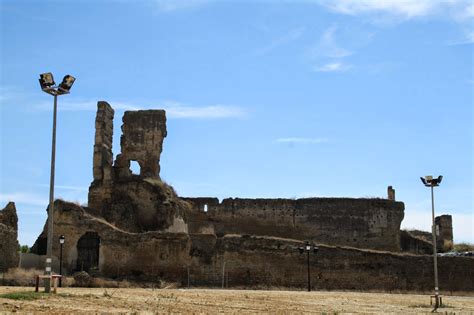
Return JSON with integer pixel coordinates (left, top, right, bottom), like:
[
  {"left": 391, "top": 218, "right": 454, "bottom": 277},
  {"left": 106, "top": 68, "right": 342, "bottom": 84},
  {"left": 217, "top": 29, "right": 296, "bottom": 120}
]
[
  {"left": 114, "top": 110, "right": 167, "bottom": 179},
  {"left": 436, "top": 214, "right": 453, "bottom": 252},
  {"left": 88, "top": 102, "right": 187, "bottom": 233}
]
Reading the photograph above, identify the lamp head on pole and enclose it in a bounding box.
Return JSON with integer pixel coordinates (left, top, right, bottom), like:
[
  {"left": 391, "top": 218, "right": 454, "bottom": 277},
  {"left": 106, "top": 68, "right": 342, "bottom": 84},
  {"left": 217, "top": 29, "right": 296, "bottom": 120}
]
[
  {"left": 39, "top": 72, "right": 55, "bottom": 91},
  {"left": 58, "top": 75, "right": 76, "bottom": 94},
  {"left": 421, "top": 175, "right": 443, "bottom": 187},
  {"left": 59, "top": 235, "right": 65, "bottom": 244}
]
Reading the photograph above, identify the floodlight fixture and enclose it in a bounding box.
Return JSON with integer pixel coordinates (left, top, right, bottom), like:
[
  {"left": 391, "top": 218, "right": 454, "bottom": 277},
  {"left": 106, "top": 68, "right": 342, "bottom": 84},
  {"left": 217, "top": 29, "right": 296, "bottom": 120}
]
[
  {"left": 58, "top": 75, "right": 76, "bottom": 94},
  {"left": 39, "top": 72, "right": 56, "bottom": 91},
  {"left": 421, "top": 175, "right": 443, "bottom": 187}
]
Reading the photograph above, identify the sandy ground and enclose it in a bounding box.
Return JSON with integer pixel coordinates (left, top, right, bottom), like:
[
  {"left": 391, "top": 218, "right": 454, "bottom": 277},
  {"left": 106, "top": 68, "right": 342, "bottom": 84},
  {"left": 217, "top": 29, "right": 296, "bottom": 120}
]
[{"left": 1, "top": 286, "right": 473, "bottom": 314}]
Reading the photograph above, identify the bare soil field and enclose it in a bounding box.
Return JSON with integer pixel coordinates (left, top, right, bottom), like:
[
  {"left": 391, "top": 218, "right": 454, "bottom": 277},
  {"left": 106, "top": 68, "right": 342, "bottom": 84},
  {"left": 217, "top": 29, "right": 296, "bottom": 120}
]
[{"left": 1, "top": 286, "right": 473, "bottom": 314}]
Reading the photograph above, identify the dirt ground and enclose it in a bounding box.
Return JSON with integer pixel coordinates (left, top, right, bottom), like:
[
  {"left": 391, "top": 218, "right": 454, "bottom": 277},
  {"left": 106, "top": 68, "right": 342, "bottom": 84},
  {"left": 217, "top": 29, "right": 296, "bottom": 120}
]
[{"left": 1, "top": 286, "right": 473, "bottom": 314}]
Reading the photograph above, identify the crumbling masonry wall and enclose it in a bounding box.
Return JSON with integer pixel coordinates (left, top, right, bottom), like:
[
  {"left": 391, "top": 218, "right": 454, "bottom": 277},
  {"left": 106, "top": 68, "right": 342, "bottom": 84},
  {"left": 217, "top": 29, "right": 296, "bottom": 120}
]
[
  {"left": 436, "top": 214, "right": 453, "bottom": 252},
  {"left": 115, "top": 110, "right": 167, "bottom": 179},
  {"left": 0, "top": 202, "right": 20, "bottom": 270},
  {"left": 88, "top": 102, "right": 187, "bottom": 233},
  {"left": 184, "top": 197, "right": 405, "bottom": 252}
]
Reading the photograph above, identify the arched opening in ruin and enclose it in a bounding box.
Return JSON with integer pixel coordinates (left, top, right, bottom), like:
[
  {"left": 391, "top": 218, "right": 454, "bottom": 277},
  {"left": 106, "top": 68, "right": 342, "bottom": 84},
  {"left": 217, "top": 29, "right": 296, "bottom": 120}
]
[
  {"left": 203, "top": 204, "right": 208, "bottom": 213},
  {"left": 130, "top": 160, "right": 140, "bottom": 175},
  {"left": 76, "top": 232, "right": 100, "bottom": 272}
]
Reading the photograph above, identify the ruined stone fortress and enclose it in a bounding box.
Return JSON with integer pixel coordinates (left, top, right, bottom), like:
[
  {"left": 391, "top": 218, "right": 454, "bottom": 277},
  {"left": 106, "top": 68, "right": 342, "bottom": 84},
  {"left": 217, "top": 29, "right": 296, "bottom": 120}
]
[{"left": 5, "top": 101, "right": 471, "bottom": 291}]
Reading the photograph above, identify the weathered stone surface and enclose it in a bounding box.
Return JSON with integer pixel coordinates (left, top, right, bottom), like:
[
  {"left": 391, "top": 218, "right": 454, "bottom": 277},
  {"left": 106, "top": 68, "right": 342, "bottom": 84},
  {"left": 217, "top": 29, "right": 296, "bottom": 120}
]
[
  {"left": 92, "top": 101, "right": 114, "bottom": 182},
  {"left": 0, "top": 202, "right": 20, "bottom": 270},
  {"left": 88, "top": 103, "right": 186, "bottom": 232},
  {"left": 436, "top": 214, "right": 453, "bottom": 252},
  {"left": 183, "top": 197, "right": 405, "bottom": 252},
  {"left": 116, "top": 110, "right": 167, "bottom": 179},
  {"left": 387, "top": 186, "right": 395, "bottom": 201},
  {"left": 400, "top": 214, "right": 454, "bottom": 255},
  {"left": 31, "top": 199, "right": 474, "bottom": 292},
  {"left": 400, "top": 230, "right": 433, "bottom": 255}
]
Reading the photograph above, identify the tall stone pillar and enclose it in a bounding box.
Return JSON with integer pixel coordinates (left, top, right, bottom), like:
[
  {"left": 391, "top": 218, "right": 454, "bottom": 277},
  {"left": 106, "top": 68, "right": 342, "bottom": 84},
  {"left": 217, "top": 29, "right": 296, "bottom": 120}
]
[
  {"left": 387, "top": 186, "right": 396, "bottom": 201},
  {"left": 88, "top": 101, "right": 114, "bottom": 211},
  {"left": 435, "top": 214, "right": 453, "bottom": 252}
]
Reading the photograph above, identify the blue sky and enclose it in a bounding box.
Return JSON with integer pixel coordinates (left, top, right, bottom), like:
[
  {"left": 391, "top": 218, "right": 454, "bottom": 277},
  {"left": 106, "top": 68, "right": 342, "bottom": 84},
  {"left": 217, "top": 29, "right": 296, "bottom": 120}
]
[{"left": 1, "top": 0, "right": 472, "bottom": 246}]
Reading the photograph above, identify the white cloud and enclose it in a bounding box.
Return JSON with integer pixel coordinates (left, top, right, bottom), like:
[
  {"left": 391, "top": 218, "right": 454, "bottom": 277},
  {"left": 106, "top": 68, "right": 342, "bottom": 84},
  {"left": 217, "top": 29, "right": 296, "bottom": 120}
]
[
  {"left": 32, "top": 99, "right": 246, "bottom": 119},
  {"left": 36, "top": 184, "right": 88, "bottom": 192},
  {"left": 256, "top": 27, "right": 305, "bottom": 56},
  {"left": 275, "top": 137, "right": 329, "bottom": 144},
  {"left": 313, "top": 62, "right": 352, "bottom": 72},
  {"left": 318, "top": 0, "right": 473, "bottom": 21},
  {"left": 447, "top": 31, "right": 474, "bottom": 45},
  {"left": 0, "top": 86, "right": 25, "bottom": 104},
  {"left": 0, "top": 192, "right": 48, "bottom": 207},
  {"left": 150, "top": 0, "right": 211, "bottom": 12},
  {"left": 162, "top": 101, "right": 246, "bottom": 119},
  {"left": 312, "top": 25, "right": 354, "bottom": 59}
]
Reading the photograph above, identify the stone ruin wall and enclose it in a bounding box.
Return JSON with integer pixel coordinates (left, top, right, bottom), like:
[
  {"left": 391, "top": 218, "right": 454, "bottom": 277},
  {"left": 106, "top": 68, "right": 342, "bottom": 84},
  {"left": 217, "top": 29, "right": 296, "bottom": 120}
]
[
  {"left": 34, "top": 200, "right": 473, "bottom": 293},
  {"left": 0, "top": 202, "right": 20, "bottom": 270},
  {"left": 184, "top": 197, "right": 405, "bottom": 252},
  {"left": 87, "top": 102, "right": 188, "bottom": 233}
]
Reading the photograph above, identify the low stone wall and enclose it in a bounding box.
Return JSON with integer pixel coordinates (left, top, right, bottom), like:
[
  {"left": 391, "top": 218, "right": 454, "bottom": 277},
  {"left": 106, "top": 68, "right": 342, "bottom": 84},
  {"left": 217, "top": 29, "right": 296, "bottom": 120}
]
[{"left": 188, "top": 235, "right": 474, "bottom": 292}]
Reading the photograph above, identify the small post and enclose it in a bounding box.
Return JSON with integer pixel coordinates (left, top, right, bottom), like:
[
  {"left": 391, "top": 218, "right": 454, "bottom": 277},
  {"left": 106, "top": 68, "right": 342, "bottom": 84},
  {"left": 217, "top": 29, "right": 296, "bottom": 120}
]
[
  {"left": 187, "top": 266, "right": 190, "bottom": 289},
  {"left": 221, "top": 261, "right": 226, "bottom": 289},
  {"left": 307, "top": 249, "right": 311, "bottom": 292}
]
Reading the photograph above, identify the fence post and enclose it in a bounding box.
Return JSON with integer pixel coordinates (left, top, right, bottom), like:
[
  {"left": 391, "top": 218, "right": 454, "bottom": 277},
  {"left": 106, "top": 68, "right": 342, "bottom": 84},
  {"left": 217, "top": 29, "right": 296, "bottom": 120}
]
[
  {"left": 221, "top": 261, "right": 226, "bottom": 289},
  {"left": 187, "top": 266, "right": 190, "bottom": 289}
]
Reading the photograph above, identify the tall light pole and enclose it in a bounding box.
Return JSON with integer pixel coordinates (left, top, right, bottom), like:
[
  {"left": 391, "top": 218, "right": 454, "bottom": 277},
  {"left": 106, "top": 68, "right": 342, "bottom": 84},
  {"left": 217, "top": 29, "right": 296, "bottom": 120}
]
[
  {"left": 39, "top": 73, "right": 75, "bottom": 293},
  {"left": 298, "top": 241, "right": 319, "bottom": 292},
  {"left": 420, "top": 175, "right": 443, "bottom": 309}
]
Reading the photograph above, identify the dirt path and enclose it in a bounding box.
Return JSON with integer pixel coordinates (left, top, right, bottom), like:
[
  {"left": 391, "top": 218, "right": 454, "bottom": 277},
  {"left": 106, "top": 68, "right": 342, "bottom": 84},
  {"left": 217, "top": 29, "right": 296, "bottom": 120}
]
[{"left": 1, "top": 286, "right": 473, "bottom": 314}]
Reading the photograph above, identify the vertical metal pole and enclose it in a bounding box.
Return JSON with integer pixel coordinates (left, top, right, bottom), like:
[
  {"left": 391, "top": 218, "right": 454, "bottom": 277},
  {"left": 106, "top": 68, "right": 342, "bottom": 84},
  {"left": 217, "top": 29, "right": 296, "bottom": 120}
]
[
  {"left": 59, "top": 243, "right": 63, "bottom": 287},
  {"left": 221, "top": 261, "right": 226, "bottom": 289},
  {"left": 45, "top": 93, "right": 58, "bottom": 293},
  {"left": 431, "top": 185, "right": 440, "bottom": 308},
  {"left": 307, "top": 250, "right": 311, "bottom": 292},
  {"left": 222, "top": 260, "right": 225, "bottom": 289},
  {"left": 187, "top": 266, "right": 190, "bottom": 289}
]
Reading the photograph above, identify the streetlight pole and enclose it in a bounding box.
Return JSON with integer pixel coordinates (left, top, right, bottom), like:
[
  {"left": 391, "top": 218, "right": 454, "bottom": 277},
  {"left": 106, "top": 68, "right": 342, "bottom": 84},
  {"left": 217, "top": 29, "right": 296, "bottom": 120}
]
[
  {"left": 421, "top": 175, "right": 443, "bottom": 309},
  {"left": 299, "top": 241, "right": 319, "bottom": 292},
  {"left": 59, "top": 235, "right": 65, "bottom": 287},
  {"left": 38, "top": 73, "right": 75, "bottom": 293},
  {"left": 44, "top": 94, "right": 57, "bottom": 293}
]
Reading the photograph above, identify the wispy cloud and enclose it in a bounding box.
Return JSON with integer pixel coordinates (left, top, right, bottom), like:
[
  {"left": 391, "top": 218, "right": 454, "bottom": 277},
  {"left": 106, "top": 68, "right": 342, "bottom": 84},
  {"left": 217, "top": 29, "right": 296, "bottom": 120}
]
[
  {"left": 318, "top": 0, "right": 473, "bottom": 22},
  {"left": 275, "top": 137, "right": 329, "bottom": 144},
  {"left": 256, "top": 27, "right": 305, "bottom": 56},
  {"left": 313, "top": 62, "right": 352, "bottom": 72},
  {"left": 311, "top": 25, "right": 354, "bottom": 59},
  {"left": 447, "top": 31, "right": 474, "bottom": 45},
  {"left": 0, "top": 192, "right": 48, "bottom": 207},
  {"left": 0, "top": 86, "right": 26, "bottom": 104},
  {"left": 308, "top": 25, "right": 356, "bottom": 74},
  {"left": 150, "top": 0, "right": 211, "bottom": 12},
  {"left": 32, "top": 99, "right": 246, "bottom": 119},
  {"left": 35, "top": 184, "right": 88, "bottom": 192}
]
